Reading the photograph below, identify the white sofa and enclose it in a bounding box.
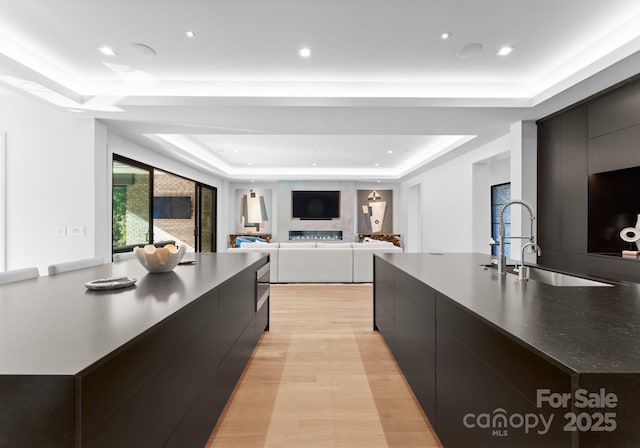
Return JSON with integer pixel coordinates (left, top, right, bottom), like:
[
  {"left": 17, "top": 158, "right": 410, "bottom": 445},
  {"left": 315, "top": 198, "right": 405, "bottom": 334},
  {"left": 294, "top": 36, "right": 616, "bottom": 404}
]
[{"left": 227, "top": 241, "right": 402, "bottom": 283}]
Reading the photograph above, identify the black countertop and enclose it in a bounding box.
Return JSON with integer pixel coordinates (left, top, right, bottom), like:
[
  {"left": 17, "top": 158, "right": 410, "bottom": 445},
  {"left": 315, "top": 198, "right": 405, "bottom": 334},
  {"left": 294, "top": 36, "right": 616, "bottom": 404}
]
[
  {"left": 0, "top": 253, "right": 266, "bottom": 375},
  {"left": 377, "top": 252, "right": 640, "bottom": 374}
]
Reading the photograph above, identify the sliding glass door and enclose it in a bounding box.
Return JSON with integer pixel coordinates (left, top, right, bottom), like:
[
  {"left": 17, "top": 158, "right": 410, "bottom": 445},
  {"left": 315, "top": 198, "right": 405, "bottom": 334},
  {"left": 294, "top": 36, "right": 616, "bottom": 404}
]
[
  {"left": 112, "top": 155, "right": 217, "bottom": 257},
  {"left": 197, "top": 184, "right": 216, "bottom": 253},
  {"left": 112, "top": 158, "right": 152, "bottom": 252}
]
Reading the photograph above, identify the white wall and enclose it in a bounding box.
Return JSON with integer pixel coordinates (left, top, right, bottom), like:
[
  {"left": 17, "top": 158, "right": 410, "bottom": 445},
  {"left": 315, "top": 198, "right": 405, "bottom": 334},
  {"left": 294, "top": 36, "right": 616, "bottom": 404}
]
[
  {"left": 400, "top": 134, "right": 512, "bottom": 253},
  {"left": 509, "top": 121, "right": 538, "bottom": 261},
  {"left": 0, "top": 91, "right": 97, "bottom": 274},
  {"left": 0, "top": 131, "right": 6, "bottom": 271},
  {"left": 0, "top": 90, "right": 231, "bottom": 274}
]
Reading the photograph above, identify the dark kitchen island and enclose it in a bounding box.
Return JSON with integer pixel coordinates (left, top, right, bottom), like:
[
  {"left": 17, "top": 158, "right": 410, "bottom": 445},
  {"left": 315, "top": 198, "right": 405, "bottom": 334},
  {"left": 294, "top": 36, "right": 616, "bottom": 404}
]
[
  {"left": 374, "top": 252, "right": 640, "bottom": 448},
  {"left": 0, "top": 253, "right": 269, "bottom": 448}
]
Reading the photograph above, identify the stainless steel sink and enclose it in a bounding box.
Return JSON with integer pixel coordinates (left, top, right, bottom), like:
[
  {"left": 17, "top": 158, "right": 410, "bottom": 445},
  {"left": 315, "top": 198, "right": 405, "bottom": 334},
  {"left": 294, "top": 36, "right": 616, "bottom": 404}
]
[
  {"left": 524, "top": 266, "right": 613, "bottom": 287},
  {"left": 481, "top": 264, "right": 614, "bottom": 287}
]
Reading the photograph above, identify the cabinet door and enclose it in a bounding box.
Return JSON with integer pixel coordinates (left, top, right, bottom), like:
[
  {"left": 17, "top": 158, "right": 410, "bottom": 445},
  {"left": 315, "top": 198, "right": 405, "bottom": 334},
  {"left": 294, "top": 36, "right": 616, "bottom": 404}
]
[
  {"left": 394, "top": 287, "right": 436, "bottom": 420},
  {"left": 538, "top": 105, "right": 588, "bottom": 256},
  {"left": 374, "top": 257, "right": 395, "bottom": 349},
  {"left": 217, "top": 267, "right": 256, "bottom": 358},
  {"left": 435, "top": 295, "right": 572, "bottom": 448},
  {"left": 218, "top": 316, "right": 256, "bottom": 409}
]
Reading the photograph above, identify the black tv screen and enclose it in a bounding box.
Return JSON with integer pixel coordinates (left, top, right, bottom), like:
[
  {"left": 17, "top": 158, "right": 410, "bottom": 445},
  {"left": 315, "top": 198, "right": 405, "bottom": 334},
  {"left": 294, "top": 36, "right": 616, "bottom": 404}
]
[
  {"left": 153, "top": 196, "right": 192, "bottom": 219},
  {"left": 292, "top": 191, "right": 340, "bottom": 220}
]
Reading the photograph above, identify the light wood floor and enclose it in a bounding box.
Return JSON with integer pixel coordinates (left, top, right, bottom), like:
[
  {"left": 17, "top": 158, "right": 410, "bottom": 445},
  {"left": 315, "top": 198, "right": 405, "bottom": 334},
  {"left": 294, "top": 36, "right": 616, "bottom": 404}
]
[{"left": 206, "top": 284, "right": 442, "bottom": 448}]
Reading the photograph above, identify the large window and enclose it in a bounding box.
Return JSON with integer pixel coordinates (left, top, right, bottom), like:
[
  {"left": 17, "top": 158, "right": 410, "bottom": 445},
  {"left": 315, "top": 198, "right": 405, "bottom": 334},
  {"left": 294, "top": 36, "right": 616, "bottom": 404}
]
[
  {"left": 491, "top": 182, "right": 511, "bottom": 258},
  {"left": 112, "top": 155, "right": 217, "bottom": 256}
]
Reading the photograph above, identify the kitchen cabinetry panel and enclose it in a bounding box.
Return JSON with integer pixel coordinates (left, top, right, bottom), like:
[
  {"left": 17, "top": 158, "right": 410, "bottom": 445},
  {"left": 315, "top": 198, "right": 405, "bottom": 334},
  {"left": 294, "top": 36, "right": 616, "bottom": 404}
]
[
  {"left": 79, "top": 288, "right": 219, "bottom": 437},
  {"left": 588, "top": 122, "right": 640, "bottom": 174},
  {"left": 436, "top": 324, "right": 571, "bottom": 448},
  {"left": 374, "top": 257, "right": 436, "bottom": 420},
  {"left": 395, "top": 288, "right": 435, "bottom": 419},
  {"left": 538, "top": 75, "right": 640, "bottom": 282},
  {"left": 588, "top": 79, "right": 640, "bottom": 138},
  {"left": 537, "top": 116, "right": 564, "bottom": 252}
]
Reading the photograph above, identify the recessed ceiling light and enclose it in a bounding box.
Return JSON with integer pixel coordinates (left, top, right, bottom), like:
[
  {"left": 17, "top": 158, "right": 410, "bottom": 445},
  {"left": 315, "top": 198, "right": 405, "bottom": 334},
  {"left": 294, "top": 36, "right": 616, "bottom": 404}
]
[
  {"left": 497, "top": 46, "right": 514, "bottom": 56},
  {"left": 377, "top": 180, "right": 382, "bottom": 183},
  {"left": 185, "top": 31, "right": 196, "bottom": 38},
  {"left": 441, "top": 32, "right": 452, "bottom": 40},
  {"left": 233, "top": 149, "right": 238, "bottom": 153},
  {"left": 299, "top": 47, "right": 311, "bottom": 58},
  {"left": 248, "top": 162, "right": 253, "bottom": 166},
  {"left": 375, "top": 163, "right": 380, "bottom": 167},
  {"left": 387, "top": 150, "right": 393, "bottom": 154},
  {"left": 98, "top": 46, "right": 117, "bottom": 56},
  {"left": 312, "top": 162, "right": 317, "bottom": 167}
]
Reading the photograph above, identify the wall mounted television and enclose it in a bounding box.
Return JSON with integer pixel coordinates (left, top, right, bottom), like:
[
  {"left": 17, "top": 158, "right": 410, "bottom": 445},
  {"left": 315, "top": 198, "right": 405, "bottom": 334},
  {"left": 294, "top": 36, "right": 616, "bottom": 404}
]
[
  {"left": 153, "top": 196, "right": 192, "bottom": 219},
  {"left": 292, "top": 191, "right": 340, "bottom": 220}
]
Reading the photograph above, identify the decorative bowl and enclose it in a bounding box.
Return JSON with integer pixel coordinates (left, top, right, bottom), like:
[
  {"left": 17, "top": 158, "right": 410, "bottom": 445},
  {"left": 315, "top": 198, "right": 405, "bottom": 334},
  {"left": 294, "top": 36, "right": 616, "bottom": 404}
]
[{"left": 134, "top": 244, "right": 186, "bottom": 273}]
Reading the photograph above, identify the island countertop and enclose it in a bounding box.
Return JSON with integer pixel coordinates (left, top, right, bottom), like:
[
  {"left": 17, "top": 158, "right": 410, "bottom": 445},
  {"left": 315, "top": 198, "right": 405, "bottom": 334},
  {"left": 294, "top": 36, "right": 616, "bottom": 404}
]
[
  {"left": 0, "top": 252, "right": 267, "bottom": 375},
  {"left": 377, "top": 252, "right": 640, "bottom": 374}
]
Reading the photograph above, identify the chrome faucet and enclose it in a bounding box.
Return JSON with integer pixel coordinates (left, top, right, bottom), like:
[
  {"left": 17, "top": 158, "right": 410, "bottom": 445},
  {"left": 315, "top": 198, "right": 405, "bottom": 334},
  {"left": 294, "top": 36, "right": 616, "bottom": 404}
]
[
  {"left": 497, "top": 199, "right": 537, "bottom": 275},
  {"left": 517, "top": 242, "right": 542, "bottom": 280}
]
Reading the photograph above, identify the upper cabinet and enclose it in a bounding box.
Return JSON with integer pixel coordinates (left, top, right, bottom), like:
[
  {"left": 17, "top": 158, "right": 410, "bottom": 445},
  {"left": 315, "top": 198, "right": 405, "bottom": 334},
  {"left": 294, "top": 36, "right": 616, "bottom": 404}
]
[
  {"left": 537, "top": 75, "right": 640, "bottom": 282},
  {"left": 588, "top": 79, "right": 640, "bottom": 138}
]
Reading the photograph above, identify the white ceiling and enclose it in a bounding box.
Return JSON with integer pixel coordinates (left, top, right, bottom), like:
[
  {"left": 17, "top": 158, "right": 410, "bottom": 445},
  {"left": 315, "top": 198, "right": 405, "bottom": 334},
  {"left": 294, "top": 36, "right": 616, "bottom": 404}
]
[{"left": 2, "top": 0, "right": 640, "bottom": 180}]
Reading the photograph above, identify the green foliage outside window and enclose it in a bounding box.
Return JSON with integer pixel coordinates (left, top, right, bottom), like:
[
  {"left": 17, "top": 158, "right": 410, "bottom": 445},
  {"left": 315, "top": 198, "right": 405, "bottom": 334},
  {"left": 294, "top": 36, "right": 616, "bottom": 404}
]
[{"left": 113, "top": 185, "right": 127, "bottom": 248}]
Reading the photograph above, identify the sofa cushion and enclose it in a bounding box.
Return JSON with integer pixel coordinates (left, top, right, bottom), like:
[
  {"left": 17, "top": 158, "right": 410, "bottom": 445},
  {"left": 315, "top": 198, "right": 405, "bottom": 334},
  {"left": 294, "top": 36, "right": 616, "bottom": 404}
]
[
  {"left": 278, "top": 247, "right": 352, "bottom": 283},
  {"left": 241, "top": 241, "right": 279, "bottom": 248},
  {"left": 280, "top": 242, "right": 317, "bottom": 248},
  {"left": 353, "top": 245, "right": 403, "bottom": 282},
  {"left": 316, "top": 242, "right": 353, "bottom": 248}
]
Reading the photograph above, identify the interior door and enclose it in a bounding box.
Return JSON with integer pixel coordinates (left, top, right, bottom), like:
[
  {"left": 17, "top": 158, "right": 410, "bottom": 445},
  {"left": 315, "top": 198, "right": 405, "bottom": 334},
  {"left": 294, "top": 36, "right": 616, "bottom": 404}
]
[{"left": 196, "top": 184, "right": 216, "bottom": 252}]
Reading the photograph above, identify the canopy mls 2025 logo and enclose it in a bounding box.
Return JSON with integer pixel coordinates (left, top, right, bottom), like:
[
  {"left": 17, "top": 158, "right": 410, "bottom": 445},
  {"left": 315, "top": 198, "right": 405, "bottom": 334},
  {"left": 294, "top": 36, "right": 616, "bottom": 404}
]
[{"left": 463, "top": 388, "right": 618, "bottom": 438}]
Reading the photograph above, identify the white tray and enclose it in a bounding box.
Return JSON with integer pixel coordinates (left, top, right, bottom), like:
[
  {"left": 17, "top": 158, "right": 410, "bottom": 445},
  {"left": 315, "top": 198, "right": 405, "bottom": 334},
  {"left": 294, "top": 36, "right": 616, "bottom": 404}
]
[{"left": 85, "top": 276, "right": 137, "bottom": 291}]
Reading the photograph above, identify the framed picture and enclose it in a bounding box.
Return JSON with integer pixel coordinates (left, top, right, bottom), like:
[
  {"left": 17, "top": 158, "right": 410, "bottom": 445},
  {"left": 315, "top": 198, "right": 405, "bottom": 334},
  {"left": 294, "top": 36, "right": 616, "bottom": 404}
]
[{"left": 357, "top": 189, "right": 393, "bottom": 233}]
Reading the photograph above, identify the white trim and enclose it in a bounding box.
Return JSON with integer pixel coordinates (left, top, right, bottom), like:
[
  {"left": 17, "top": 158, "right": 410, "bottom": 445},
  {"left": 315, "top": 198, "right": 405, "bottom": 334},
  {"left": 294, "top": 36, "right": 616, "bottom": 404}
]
[{"left": 0, "top": 131, "right": 5, "bottom": 271}]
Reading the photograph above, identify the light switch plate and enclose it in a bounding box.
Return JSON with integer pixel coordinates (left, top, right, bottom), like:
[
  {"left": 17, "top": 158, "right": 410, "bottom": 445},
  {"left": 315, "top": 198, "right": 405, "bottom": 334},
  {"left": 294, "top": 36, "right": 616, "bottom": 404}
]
[
  {"left": 56, "top": 225, "right": 67, "bottom": 236},
  {"left": 69, "top": 225, "right": 85, "bottom": 236}
]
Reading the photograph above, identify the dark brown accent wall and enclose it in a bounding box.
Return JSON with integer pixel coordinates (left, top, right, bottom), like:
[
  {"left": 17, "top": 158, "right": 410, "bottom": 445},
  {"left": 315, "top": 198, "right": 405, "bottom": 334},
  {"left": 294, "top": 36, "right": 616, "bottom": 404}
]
[{"left": 537, "top": 77, "right": 640, "bottom": 282}]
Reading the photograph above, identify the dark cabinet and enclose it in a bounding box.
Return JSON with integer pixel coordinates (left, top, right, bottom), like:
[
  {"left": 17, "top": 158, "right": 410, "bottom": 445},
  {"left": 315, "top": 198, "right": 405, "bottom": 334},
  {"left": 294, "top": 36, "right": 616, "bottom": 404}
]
[
  {"left": 538, "top": 76, "right": 640, "bottom": 282},
  {"left": 374, "top": 257, "right": 436, "bottom": 421},
  {"left": 374, "top": 258, "right": 574, "bottom": 447},
  {"left": 82, "top": 259, "right": 267, "bottom": 448},
  {"left": 435, "top": 295, "right": 572, "bottom": 448},
  {"left": 374, "top": 257, "right": 396, "bottom": 350},
  {"left": 537, "top": 104, "right": 588, "bottom": 258},
  {"left": 588, "top": 79, "right": 640, "bottom": 138},
  {"left": 81, "top": 288, "right": 221, "bottom": 448}
]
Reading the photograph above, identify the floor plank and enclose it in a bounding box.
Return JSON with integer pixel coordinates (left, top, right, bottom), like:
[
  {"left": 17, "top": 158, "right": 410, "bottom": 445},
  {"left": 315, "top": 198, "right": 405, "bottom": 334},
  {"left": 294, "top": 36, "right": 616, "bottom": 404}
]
[{"left": 207, "top": 284, "right": 442, "bottom": 448}]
